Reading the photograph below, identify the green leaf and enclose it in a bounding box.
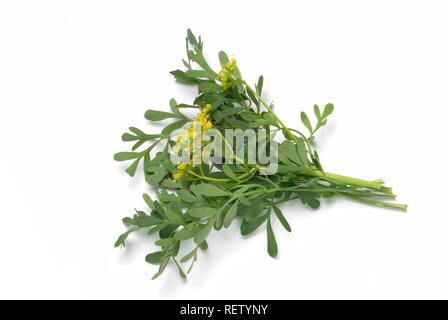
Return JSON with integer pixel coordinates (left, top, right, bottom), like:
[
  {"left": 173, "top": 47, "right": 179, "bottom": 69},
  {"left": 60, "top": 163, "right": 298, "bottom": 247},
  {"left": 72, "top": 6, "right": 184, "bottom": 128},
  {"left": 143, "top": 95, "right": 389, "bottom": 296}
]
[
  {"left": 174, "top": 227, "right": 197, "bottom": 240},
  {"left": 145, "top": 251, "right": 165, "bottom": 264},
  {"left": 198, "top": 240, "right": 208, "bottom": 250},
  {"left": 199, "top": 81, "right": 222, "bottom": 93},
  {"left": 157, "top": 190, "right": 179, "bottom": 203},
  {"left": 161, "top": 179, "right": 182, "bottom": 189},
  {"left": 113, "top": 152, "right": 140, "bottom": 161},
  {"left": 256, "top": 76, "right": 264, "bottom": 95},
  {"left": 322, "top": 103, "right": 334, "bottom": 118},
  {"left": 187, "top": 206, "right": 218, "bottom": 218},
  {"left": 296, "top": 139, "right": 309, "bottom": 166},
  {"left": 164, "top": 207, "right": 185, "bottom": 225},
  {"left": 159, "top": 224, "right": 178, "bottom": 239},
  {"left": 313, "top": 104, "right": 321, "bottom": 120},
  {"left": 143, "top": 193, "right": 156, "bottom": 210},
  {"left": 128, "top": 127, "right": 145, "bottom": 136},
  {"left": 161, "top": 119, "right": 188, "bottom": 136},
  {"left": 240, "top": 214, "right": 268, "bottom": 236},
  {"left": 246, "top": 88, "right": 259, "bottom": 106},
  {"left": 279, "top": 140, "right": 306, "bottom": 166},
  {"left": 174, "top": 258, "right": 187, "bottom": 279},
  {"left": 239, "top": 197, "right": 251, "bottom": 206},
  {"left": 222, "top": 164, "right": 238, "bottom": 181},
  {"left": 191, "top": 183, "right": 229, "bottom": 197},
  {"left": 170, "top": 69, "right": 199, "bottom": 84},
  {"left": 218, "top": 51, "right": 230, "bottom": 67},
  {"left": 272, "top": 205, "right": 291, "bottom": 232},
  {"left": 145, "top": 167, "right": 168, "bottom": 185},
  {"left": 300, "top": 112, "right": 313, "bottom": 135},
  {"left": 114, "top": 229, "right": 134, "bottom": 248},
  {"left": 125, "top": 158, "right": 140, "bottom": 177},
  {"left": 298, "top": 192, "right": 320, "bottom": 209},
  {"left": 187, "top": 29, "right": 198, "bottom": 46},
  {"left": 177, "top": 190, "right": 200, "bottom": 203},
  {"left": 155, "top": 237, "right": 175, "bottom": 248},
  {"left": 151, "top": 259, "right": 169, "bottom": 280},
  {"left": 238, "top": 199, "right": 269, "bottom": 220},
  {"left": 185, "top": 70, "right": 212, "bottom": 78},
  {"left": 121, "top": 133, "right": 139, "bottom": 141},
  {"left": 144, "top": 110, "right": 178, "bottom": 121},
  {"left": 133, "top": 212, "right": 162, "bottom": 227},
  {"left": 223, "top": 201, "right": 238, "bottom": 228},
  {"left": 180, "top": 247, "right": 197, "bottom": 263},
  {"left": 147, "top": 223, "right": 167, "bottom": 235},
  {"left": 267, "top": 217, "right": 278, "bottom": 257},
  {"left": 172, "top": 240, "right": 181, "bottom": 257},
  {"left": 194, "top": 219, "right": 214, "bottom": 244}
]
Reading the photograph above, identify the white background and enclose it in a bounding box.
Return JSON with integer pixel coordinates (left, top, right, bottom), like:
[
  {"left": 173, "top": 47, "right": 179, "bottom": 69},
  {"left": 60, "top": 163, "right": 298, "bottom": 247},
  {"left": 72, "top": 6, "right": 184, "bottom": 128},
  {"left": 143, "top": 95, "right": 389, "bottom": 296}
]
[{"left": 1, "top": 0, "right": 447, "bottom": 299}]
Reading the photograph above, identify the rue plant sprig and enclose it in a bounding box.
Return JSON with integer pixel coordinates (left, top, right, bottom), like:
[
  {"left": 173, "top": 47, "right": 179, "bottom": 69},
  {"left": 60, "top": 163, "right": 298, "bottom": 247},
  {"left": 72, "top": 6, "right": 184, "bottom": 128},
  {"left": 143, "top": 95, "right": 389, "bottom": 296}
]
[{"left": 114, "top": 29, "right": 406, "bottom": 280}]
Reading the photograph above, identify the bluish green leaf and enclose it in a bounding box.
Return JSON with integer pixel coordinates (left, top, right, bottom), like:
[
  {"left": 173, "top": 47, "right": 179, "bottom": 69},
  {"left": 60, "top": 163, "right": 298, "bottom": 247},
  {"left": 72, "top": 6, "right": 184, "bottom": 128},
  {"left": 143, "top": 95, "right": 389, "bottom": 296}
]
[
  {"left": 223, "top": 201, "right": 238, "bottom": 228},
  {"left": 114, "top": 229, "right": 134, "bottom": 248},
  {"left": 145, "top": 251, "right": 165, "bottom": 264},
  {"left": 187, "top": 29, "right": 198, "bottom": 46},
  {"left": 322, "top": 103, "right": 334, "bottom": 118},
  {"left": 170, "top": 69, "right": 199, "bottom": 84},
  {"left": 164, "top": 207, "right": 185, "bottom": 225},
  {"left": 298, "top": 192, "right": 320, "bottom": 209},
  {"left": 125, "top": 158, "right": 140, "bottom": 177},
  {"left": 313, "top": 104, "right": 321, "bottom": 120},
  {"left": 177, "top": 190, "right": 200, "bottom": 203},
  {"left": 187, "top": 206, "right": 218, "bottom": 218},
  {"left": 191, "top": 183, "right": 229, "bottom": 197},
  {"left": 256, "top": 76, "right": 264, "bottom": 95},
  {"left": 143, "top": 193, "right": 156, "bottom": 210},
  {"left": 144, "top": 110, "right": 178, "bottom": 121},
  {"left": 180, "top": 247, "right": 197, "bottom": 263},
  {"left": 194, "top": 219, "right": 214, "bottom": 244},
  {"left": 174, "top": 227, "right": 197, "bottom": 240},
  {"left": 185, "top": 70, "right": 212, "bottom": 78},
  {"left": 240, "top": 214, "right": 268, "bottom": 236},
  {"left": 222, "top": 164, "right": 238, "bottom": 181},
  {"left": 162, "top": 119, "right": 188, "bottom": 136},
  {"left": 218, "top": 51, "right": 229, "bottom": 67},
  {"left": 151, "top": 259, "right": 169, "bottom": 280},
  {"left": 199, "top": 81, "right": 222, "bottom": 93},
  {"left": 272, "top": 204, "right": 291, "bottom": 232},
  {"left": 267, "top": 217, "right": 278, "bottom": 257},
  {"left": 301, "top": 112, "right": 313, "bottom": 135},
  {"left": 113, "top": 152, "right": 140, "bottom": 161}
]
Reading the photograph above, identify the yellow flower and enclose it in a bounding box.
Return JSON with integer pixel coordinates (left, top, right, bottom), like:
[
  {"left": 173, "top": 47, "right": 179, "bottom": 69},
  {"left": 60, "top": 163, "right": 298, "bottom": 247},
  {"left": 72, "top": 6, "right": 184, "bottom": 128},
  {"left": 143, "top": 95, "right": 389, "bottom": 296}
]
[
  {"left": 172, "top": 170, "right": 185, "bottom": 181},
  {"left": 203, "top": 120, "right": 212, "bottom": 130},
  {"left": 186, "top": 124, "right": 194, "bottom": 137},
  {"left": 172, "top": 161, "right": 192, "bottom": 181},
  {"left": 218, "top": 58, "right": 237, "bottom": 89},
  {"left": 194, "top": 103, "right": 213, "bottom": 131},
  {"left": 177, "top": 162, "right": 191, "bottom": 171},
  {"left": 176, "top": 131, "right": 188, "bottom": 143},
  {"left": 227, "top": 58, "right": 237, "bottom": 71},
  {"left": 202, "top": 103, "right": 212, "bottom": 114},
  {"left": 171, "top": 104, "right": 213, "bottom": 180}
]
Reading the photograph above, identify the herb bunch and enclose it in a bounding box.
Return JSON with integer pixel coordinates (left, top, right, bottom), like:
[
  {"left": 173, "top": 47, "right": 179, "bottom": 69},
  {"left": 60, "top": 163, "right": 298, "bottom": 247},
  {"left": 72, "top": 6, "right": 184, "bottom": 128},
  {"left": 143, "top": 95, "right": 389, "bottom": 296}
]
[{"left": 114, "top": 30, "right": 406, "bottom": 280}]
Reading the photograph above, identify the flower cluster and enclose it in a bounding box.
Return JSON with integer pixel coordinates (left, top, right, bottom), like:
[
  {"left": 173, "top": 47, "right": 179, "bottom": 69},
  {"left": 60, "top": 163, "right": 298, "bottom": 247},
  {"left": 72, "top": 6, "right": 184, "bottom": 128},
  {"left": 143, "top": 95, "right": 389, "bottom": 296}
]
[
  {"left": 172, "top": 104, "right": 213, "bottom": 180},
  {"left": 218, "top": 58, "right": 237, "bottom": 90}
]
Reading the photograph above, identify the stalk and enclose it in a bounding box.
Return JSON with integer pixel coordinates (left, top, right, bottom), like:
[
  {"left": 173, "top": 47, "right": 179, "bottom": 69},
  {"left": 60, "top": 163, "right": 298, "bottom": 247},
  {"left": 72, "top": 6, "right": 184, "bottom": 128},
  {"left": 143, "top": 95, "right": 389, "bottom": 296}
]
[{"left": 313, "top": 171, "right": 383, "bottom": 190}]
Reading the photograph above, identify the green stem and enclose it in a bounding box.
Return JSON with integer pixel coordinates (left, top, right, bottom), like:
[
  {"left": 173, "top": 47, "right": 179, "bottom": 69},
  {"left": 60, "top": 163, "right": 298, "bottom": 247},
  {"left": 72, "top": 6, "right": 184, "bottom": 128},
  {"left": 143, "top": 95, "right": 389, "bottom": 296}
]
[
  {"left": 187, "top": 170, "right": 230, "bottom": 182},
  {"left": 313, "top": 171, "right": 383, "bottom": 190},
  {"left": 343, "top": 194, "right": 407, "bottom": 210},
  {"left": 244, "top": 81, "right": 300, "bottom": 143}
]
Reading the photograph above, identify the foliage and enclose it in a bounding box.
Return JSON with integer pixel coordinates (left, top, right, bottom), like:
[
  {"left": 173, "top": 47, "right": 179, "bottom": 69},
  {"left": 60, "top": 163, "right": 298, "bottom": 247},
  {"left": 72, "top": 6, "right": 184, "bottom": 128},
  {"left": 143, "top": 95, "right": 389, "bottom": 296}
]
[{"left": 114, "top": 30, "right": 406, "bottom": 280}]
